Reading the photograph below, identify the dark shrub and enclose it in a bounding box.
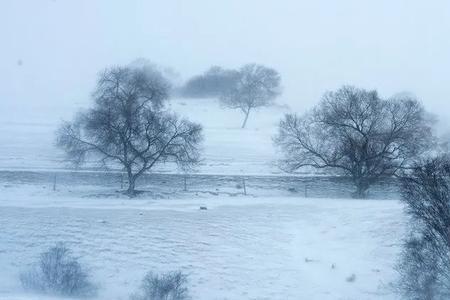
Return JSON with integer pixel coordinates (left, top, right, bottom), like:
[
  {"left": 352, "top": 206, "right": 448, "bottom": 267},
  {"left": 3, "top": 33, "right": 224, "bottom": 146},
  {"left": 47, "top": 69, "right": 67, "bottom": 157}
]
[
  {"left": 20, "top": 243, "right": 97, "bottom": 297},
  {"left": 397, "top": 235, "right": 439, "bottom": 300},
  {"left": 131, "top": 271, "right": 190, "bottom": 300},
  {"left": 397, "top": 157, "right": 450, "bottom": 299}
]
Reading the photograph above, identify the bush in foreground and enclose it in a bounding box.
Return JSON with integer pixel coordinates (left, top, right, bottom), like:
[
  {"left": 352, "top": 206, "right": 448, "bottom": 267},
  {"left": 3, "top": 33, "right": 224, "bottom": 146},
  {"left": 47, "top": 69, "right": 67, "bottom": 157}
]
[
  {"left": 397, "top": 157, "right": 450, "bottom": 299},
  {"left": 396, "top": 235, "right": 440, "bottom": 300},
  {"left": 20, "top": 243, "right": 97, "bottom": 297},
  {"left": 131, "top": 271, "right": 190, "bottom": 300}
]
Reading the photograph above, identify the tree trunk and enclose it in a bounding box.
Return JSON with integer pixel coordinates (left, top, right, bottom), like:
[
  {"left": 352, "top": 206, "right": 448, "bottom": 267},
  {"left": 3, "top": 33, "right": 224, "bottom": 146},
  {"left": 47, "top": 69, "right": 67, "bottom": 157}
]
[
  {"left": 126, "top": 174, "right": 136, "bottom": 197},
  {"left": 241, "top": 110, "right": 250, "bottom": 128},
  {"left": 353, "top": 179, "right": 369, "bottom": 199}
]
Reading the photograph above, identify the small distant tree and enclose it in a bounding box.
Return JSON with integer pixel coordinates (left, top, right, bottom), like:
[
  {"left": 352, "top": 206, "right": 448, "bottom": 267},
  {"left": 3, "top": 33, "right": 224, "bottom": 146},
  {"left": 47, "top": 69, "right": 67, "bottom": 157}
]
[
  {"left": 220, "top": 64, "right": 281, "bottom": 128},
  {"left": 397, "top": 157, "right": 450, "bottom": 299},
  {"left": 57, "top": 66, "right": 203, "bottom": 196},
  {"left": 275, "top": 86, "right": 434, "bottom": 198}
]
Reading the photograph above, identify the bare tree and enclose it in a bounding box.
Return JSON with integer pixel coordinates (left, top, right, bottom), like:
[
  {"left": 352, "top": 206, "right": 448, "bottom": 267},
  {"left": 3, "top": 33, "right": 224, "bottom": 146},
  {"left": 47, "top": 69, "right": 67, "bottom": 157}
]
[
  {"left": 397, "top": 157, "right": 450, "bottom": 299},
  {"left": 275, "top": 85, "right": 434, "bottom": 198},
  {"left": 57, "top": 66, "right": 203, "bottom": 196},
  {"left": 220, "top": 64, "right": 281, "bottom": 128}
]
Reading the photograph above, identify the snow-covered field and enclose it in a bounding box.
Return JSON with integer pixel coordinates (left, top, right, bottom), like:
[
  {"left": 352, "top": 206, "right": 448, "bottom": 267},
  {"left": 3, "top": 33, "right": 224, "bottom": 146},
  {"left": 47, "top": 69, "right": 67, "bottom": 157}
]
[
  {"left": 0, "top": 97, "right": 406, "bottom": 299},
  {"left": 0, "top": 184, "right": 404, "bottom": 300},
  {"left": 0, "top": 98, "right": 288, "bottom": 175}
]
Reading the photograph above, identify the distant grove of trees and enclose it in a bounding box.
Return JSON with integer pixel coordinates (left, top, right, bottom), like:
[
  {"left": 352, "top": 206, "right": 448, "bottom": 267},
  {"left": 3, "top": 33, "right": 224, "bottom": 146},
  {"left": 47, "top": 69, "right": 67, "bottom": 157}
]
[
  {"left": 180, "top": 64, "right": 282, "bottom": 128},
  {"left": 179, "top": 66, "right": 239, "bottom": 99}
]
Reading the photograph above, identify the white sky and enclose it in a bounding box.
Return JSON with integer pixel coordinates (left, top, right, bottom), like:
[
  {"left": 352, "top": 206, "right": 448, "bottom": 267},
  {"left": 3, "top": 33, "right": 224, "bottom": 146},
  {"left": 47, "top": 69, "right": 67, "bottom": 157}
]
[{"left": 1, "top": 0, "right": 450, "bottom": 127}]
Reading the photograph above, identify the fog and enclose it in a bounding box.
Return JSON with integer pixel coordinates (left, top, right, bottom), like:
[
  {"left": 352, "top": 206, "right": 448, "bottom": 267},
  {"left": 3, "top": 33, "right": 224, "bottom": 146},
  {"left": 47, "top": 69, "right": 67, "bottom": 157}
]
[
  {"left": 3, "top": 2, "right": 450, "bottom": 299},
  {"left": 2, "top": 0, "right": 450, "bottom": 126}
]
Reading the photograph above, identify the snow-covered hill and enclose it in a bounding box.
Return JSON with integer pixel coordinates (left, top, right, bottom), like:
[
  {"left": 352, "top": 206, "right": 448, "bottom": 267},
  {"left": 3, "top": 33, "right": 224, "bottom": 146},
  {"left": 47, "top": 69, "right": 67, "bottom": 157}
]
[
  {"left": 0, "top": 98, "right": 405, "bottom": 300},
  {"left": 0, "top": 98, "right": 289, "bottom": 175}
]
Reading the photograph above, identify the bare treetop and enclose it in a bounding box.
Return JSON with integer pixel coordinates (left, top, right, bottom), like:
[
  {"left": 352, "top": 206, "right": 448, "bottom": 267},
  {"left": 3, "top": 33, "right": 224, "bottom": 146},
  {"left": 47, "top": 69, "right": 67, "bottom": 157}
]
[
  {"left": 93, "top": 66, "right": 170, "bottom": 111},
  {"left": 220, "top": 64, "right": 281, "bottom": 128}
]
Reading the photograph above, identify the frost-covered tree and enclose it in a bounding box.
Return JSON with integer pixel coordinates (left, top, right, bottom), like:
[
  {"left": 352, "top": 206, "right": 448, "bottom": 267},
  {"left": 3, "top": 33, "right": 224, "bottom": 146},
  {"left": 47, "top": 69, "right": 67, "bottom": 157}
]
[
  {"left": 275, "top": 85, "right": 434, "bottom": 198},
  {"left": 57, "top": 66, "right": 203, "bottom": 196},
  {"left": 220, "top": 64, "right": 281, "bottom": 128}
]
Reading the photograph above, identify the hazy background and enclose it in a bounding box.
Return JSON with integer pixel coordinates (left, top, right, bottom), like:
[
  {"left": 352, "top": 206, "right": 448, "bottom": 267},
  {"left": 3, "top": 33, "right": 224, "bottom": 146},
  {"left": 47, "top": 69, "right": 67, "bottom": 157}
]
[{"left": 1, "top": 0, "right": 449, "bottom": 128}]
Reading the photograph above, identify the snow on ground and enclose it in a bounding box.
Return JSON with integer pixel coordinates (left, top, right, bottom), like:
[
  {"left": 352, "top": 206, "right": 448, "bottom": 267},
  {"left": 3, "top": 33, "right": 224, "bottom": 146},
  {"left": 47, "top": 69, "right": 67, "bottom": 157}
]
[
  {"left": 0, "top": 98, "right": 288, "bottom": 174},
  {"left": 0, "top": 180, "right": 405, "bottom": 300},
  {"left": 0, "top": 98, "right": 406, "bottom": 299}
]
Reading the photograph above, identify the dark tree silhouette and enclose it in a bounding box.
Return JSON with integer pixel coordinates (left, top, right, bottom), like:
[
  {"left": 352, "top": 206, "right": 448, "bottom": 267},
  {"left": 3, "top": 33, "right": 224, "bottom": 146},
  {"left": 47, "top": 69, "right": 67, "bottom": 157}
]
[
  {"left": 57, "top": 66, "right": 203, "bottom": 196},
  {"left": 131, "top": 271, "right": 190, "bottom": 300},
  {"left": 220, "top": 64, "right": 281, "bottom": 128},
  {"left": 180, "top": 66, "right": 239, "bottom": 99},
  {"left": 397, "top": 157, "right": 450, "bottom": 299},
  {"left": 275, "top": 85, "right": 434, "bottom": 198}
]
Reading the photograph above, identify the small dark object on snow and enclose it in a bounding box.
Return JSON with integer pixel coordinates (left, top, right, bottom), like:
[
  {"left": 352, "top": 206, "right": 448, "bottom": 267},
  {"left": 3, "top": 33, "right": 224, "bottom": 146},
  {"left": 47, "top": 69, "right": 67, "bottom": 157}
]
[
  {"left": 346, "top": 274, "right": 356, "bottom": 282},
  {"left": 199, "top": 206, "right": 207, "bottom": 210}
]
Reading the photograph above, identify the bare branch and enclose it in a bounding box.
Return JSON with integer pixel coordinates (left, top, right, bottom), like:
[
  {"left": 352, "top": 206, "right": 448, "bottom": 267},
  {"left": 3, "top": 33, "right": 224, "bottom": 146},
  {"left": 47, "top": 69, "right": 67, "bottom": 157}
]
[{"left": 275, "top": 85, "right": 435, "bottom": 198}]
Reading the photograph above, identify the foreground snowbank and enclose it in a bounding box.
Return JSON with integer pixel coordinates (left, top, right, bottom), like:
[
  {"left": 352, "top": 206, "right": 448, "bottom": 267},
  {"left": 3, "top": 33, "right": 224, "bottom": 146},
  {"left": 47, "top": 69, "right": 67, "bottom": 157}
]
[{"left": 0, "top": 191, "right": 404, "bottom": 300}]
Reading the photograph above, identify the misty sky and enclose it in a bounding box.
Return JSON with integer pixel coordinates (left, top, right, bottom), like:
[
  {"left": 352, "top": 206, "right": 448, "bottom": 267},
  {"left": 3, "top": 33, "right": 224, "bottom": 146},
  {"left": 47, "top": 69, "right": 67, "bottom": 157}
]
[{"left": 1, "top": 0, "right": 450, "bottom": 127}]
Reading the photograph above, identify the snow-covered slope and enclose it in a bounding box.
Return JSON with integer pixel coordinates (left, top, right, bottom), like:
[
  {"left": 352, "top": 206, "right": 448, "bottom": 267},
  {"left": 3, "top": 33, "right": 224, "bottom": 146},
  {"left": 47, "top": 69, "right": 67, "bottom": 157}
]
[
  {"left": 0, "top": 98, "right": 405, "bottom": 300},
  {"left": 0, "top": 192, "right": 404, "bottom": 300},
  {"left": 0, "top": 98, "right": 289, "bottom": 175}
]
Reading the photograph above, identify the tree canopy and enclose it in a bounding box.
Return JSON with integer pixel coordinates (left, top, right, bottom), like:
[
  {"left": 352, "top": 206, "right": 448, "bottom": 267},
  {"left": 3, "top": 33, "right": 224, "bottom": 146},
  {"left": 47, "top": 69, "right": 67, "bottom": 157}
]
[
  {"left": 57, "top": 66, "right": 203, "bottom": 196},
  {"left": 220, "top": 64, "right": 281, "bottom": 128},
  {"left": 275, "top": 85, "right": 434, "bottom": 198}
]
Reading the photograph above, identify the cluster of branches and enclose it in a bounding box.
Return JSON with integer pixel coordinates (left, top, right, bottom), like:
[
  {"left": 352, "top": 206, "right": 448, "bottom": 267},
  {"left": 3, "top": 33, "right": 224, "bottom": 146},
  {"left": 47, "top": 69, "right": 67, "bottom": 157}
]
[
  {"left": 397, "top": 156, "right": 450, "bottom": 299},
  {"left": 220, "top": 64, "right": 281, "bottom": 128},
  {"left": 57, "top": 66, "right": 203, "bottom": 196},
  {"left": 275, "top": 86, "right": 435, "bottom": 198}
]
